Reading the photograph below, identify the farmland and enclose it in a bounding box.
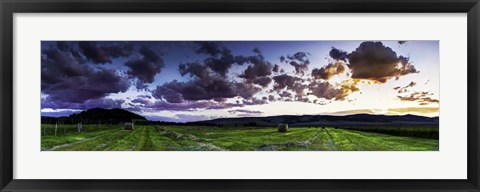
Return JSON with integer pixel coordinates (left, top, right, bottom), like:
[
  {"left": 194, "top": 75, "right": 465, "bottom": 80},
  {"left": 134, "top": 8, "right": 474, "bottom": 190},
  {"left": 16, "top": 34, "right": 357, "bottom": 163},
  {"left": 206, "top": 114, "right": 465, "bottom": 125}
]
[{"left": 41, "top": 124, "right": 439, "bottom": 151}]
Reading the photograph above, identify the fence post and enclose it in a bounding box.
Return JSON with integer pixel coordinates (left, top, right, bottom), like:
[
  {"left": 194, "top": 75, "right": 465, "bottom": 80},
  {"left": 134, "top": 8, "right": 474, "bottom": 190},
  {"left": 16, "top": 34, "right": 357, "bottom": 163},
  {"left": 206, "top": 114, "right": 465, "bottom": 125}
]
[{"left": 55, "top": 122, "right": 58, "bottom": 136}]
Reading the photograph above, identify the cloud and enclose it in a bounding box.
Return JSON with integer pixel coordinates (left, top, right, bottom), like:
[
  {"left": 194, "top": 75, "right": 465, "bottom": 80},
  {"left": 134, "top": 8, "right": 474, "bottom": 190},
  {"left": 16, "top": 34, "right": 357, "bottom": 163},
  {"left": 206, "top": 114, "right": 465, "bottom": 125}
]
[
  {"left": 41, "top": 49, "right": 130, "bottom": 104},
  {"left": 307, "top": 81, "right": 346, "bottom": 100},
  {"left": 131, "top": 97, "right": 154, "bottom": 106},
  {"left": 153, "top": 77, "right": 261, "bottom": 103},
  {"left": 149, "top": 100, "right": 214, "bottom": 111},
  {"left": 279, "top": 91, "right": 293, "bottom": 99},
  {"left": 195, "top": 41, "right": 223, "bottom": 56},
  {"left": 268, "top": 95, "right": 276, "bottom": 101},
  {"left": 228, "top": 109, "right": 263, "bottom": 114},
  {"left": 175, "top": 114, "right": 212, "bottom": 122},
  {"left": 194, "top": 41, "right": 247, "bottom": 76},
  {"left": 347, "top": 41, "right": 418, "bottom": 83},
  {"left": 41, "top": 109, "right": 80, "bottom": 117},
  {"left": 311, "top": 62, "right": 346, "bottom": 80},
  {"left": 238, "top": 51, "right": 273, "bottom": 87},
  {"left": 102, "top": 43, "right": 134, "bottom": 58},
  {"left": 78, "top": 42, "right": 111, "bottom": 63},
  {"left": 272, "top": 74, "right": 303, "bottom": 91},
  {"left": 283, "top": 52, "right": 310, "bottom": 75},
  {"left": 339, "top": 79, "right": 360, "bottom": 94},
  {"left": 242, "top": 98, "right": 268, "bottom": 105},
  {"left": 42, "top": 97, "right": 125, "bottom": 110},
  {"left": 327, "top": 107, "right": 439, "bottom": 117},
  {"left": 78, "top": 42, "right": 133, "bottom": 64},
  {"left": 398, "top": 41, "right": 408, "bottom": 45},
  {"left": 388, "top": 107, "right": 438, "bottom": 114},
  {"left": 394, "top": 81, "right": 417, "bottom": 93},
  {"left": 125, "top": 46, "right": 165, "bottom": 89},
  {"left": 397, "top": 91, "right": 439, "bottom": 104},
  {"left": 153, "top": 45, "right": 274, "bottom": 108},
  {"left": 252, "top": 77, "right": 272, "bottom": 87},
  {"left": 272, "top": 64, "right": 279, "bottom": 73},
  {"left": 329, "top": 47, "right": 349, "bottom": 61},
  {"left": 179, "top": 62, "right": 210, "bottom": 79}
]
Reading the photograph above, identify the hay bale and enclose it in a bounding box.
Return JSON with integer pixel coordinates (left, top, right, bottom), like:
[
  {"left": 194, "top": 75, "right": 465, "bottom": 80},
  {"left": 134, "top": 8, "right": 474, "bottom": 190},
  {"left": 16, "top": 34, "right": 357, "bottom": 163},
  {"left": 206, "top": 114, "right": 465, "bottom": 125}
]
[
  {"left": 124, "top": 122, "right": 134, "bottom": 130},
  {"left": 278, "top": 123, "right": 289, "bottom": 132}
]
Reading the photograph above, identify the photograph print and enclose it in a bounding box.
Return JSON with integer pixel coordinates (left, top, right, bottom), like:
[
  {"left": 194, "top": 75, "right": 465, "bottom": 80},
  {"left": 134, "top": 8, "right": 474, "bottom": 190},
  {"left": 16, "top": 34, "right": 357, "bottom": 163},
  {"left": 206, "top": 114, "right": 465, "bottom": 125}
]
[{"left": 41, "top": 41, "right": 439, "bottom": 151}]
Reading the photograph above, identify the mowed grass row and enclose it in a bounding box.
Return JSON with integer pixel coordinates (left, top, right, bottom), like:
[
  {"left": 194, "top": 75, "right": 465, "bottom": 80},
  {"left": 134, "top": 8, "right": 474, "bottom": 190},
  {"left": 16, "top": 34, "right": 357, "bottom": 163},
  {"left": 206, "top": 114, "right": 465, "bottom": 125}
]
[
  {"left": 41, "top": 125, "right": 439, "bottom": 151},
  {"left": 41, "top": 124, "right": 121, "bottom": 136},
  {"left": 167, "top": 126, "right": 439, "bottom": 151}
]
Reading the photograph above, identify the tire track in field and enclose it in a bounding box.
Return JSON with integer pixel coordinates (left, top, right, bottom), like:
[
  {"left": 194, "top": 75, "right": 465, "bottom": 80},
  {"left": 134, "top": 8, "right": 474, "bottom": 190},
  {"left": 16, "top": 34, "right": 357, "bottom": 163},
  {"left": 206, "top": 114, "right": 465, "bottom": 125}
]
[
  {"left": 46, "top": 136, "right": 100, "bottom": 151},
  {"left": 155, "top": 126, "right": 227, "bottom": 151},
  {"left": 255, "top": 131, "right": 322, "bottom": 151},
  {"left": 324, "top": 129, "right": 339, "bottom": 151},
  {"left": 140, "top": 127, "right": 155, "bottom": 151}
]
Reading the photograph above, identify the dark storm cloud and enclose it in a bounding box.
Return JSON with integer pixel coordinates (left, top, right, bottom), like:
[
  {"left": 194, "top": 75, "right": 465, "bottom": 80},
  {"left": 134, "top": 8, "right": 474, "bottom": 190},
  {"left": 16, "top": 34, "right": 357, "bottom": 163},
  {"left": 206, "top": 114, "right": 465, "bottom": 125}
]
[
  {"left": 295, "top": 97, "right": 309, "bottom": 102},
  {"left": 252, "top": 77, "right": 272, "bottom": 87},
  {"left": 272, "top": 74, "right": 303, "bottom": 91},
  {"left": 311, "top": 62, "right": 346, "bottom": 80},
  {"left": 153, "top": 77, "right": 261, "bottom": 104},
  {"left": 347, "top": 41, "right": 418, "bottom": 83},
  {"left": 78, "top": 41, "right": 134, "bottom": 64},
  {"left": 194, "top": 41, "right": 248, "bottom": 76},
  {"left": 329, "top": 47, "right": 349, "bottom": 62},
  {"left": 56, "top": 41, "right": 69, "bottom": 51},
  {"left": 307, "top": 81, "right": 347, "bottom": 100},
  {"left": 268, "top": 95, "right": 276, "bottom": 101},
  {"left": 179, "top": 62, "right": 210, "bottom": 79},
  {"left": 41, "top": 49, "right": 130, "bottom": 104},
  {"left": 102, "top": 43, "right": 134, "bottom": 58},
  {"left": 53, "top": 42, "right": 84, "bottom": 62},
  {"left": 195, "top": 41, "right": 223, "bottom": 56},
  {"left": 125, "top": 46, "right": 165, "bottom": 89},
  {"left": 272, "top": 74, "right": 306, "bottom": 97},
  {"left": 78, "top": 42, "right": 111, "bottom": 63},
  {"left": 279, "top": 91, "right": 292, "bottom": 99},
  {"left": 282, "top": 52, "right": 310, "bottom": 75},
  {"left": 153, "top": 45, "right": 273, "bottom": 108},
  {"left": 397, "top": 91, "right": 439, "bottom": 104},
  {"left": 152, "top": 84, "right": 185, "bottom": 103},
  {"left": 272, "top": 64, "right": 279, "bottom": 73},
  {"left": 288, "top": 52, "right": 309, "bottom": 62},
  {"left": 238, "top": 50, "right": 273, "bottom": 86}
]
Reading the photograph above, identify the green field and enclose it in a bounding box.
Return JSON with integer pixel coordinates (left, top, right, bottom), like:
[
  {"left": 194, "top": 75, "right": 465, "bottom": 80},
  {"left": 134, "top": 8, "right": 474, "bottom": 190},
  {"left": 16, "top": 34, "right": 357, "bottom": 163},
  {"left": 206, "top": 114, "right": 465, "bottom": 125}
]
[{"left": 41, "top": 124, "right": 439, "bottom": 151}]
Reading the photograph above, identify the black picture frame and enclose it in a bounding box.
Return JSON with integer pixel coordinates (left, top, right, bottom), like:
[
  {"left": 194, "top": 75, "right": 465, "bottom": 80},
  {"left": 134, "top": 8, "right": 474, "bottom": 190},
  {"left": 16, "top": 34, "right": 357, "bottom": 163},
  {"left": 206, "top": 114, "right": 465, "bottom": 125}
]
[{"left": 1, "top": 0, "right": 479, "bottom": 191}]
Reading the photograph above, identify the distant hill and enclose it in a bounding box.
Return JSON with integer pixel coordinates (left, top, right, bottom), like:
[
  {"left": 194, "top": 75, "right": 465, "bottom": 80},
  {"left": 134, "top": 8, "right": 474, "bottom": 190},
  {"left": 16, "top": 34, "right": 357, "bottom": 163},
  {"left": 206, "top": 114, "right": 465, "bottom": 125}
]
[
  {"left": 196, "top": 114, "right": 439, "bottom": 127},
  {"left": 41, "top": 108, "right": 146, "bottom": 124}
]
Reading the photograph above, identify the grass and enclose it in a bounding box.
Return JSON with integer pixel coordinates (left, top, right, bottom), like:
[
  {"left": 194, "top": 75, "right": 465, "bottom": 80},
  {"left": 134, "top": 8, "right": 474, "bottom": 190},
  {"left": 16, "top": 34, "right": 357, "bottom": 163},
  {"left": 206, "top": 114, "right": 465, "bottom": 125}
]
[
  {"left": 339, "top": 125, "right": 439, "bottom": 139},
  {"left": 41, "top": 125, "right": 439, "bottom": 151}
]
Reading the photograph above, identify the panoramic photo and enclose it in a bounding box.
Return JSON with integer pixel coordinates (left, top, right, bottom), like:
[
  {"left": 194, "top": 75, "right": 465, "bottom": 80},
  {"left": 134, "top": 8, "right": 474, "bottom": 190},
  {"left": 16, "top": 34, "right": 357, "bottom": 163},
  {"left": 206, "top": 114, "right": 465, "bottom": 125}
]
[{"left": 41, "top": 40, "right": 439, "bottom": 151}]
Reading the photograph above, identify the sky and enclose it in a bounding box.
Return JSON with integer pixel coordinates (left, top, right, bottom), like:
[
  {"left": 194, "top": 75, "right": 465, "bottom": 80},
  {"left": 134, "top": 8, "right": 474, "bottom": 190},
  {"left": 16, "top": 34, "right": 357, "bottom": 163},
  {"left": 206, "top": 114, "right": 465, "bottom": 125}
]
[{"left": 41, "top": 41, "right": 439, "bottom": 122}]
